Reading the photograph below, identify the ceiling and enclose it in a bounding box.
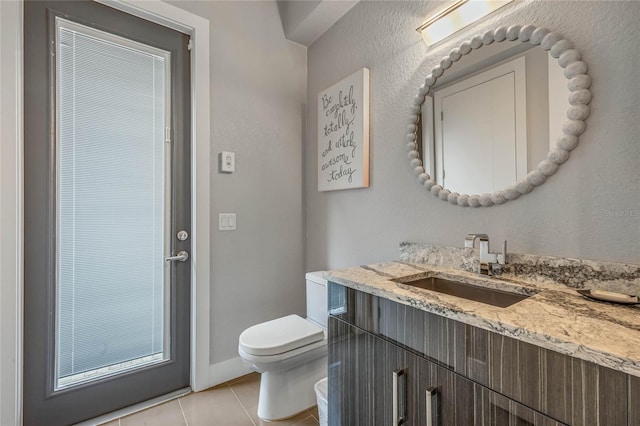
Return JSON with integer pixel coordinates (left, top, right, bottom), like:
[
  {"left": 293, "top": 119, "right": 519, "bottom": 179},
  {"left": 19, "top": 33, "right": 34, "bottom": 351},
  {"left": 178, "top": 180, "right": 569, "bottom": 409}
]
[{"left": 276, "top": 0, "right": 360, "bottom": 46}]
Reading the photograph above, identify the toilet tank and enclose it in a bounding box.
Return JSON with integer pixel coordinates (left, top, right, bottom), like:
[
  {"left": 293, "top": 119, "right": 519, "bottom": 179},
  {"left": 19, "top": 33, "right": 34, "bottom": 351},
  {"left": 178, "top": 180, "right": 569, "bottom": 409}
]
[{"left": 305, "top": 271, "right": 328, "bottom": 329}]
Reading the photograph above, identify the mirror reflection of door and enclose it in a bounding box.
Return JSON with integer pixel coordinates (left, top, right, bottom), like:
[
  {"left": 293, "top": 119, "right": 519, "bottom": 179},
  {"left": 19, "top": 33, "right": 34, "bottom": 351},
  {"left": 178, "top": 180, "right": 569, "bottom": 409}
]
[
  {"left": 433, "top": 57, "right": 527, "bottom": 195},
  {"left": 418, "top": 43, "right": 572, "bottom": 197}
]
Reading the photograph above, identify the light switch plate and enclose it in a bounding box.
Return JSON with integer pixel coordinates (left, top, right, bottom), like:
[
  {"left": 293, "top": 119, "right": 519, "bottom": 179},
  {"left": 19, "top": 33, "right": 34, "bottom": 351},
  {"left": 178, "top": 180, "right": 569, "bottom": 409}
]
[
  {"left": 219, "top": 151, "right": 235, "bottom": 173},
  {"left": 218, "top": 213, "right": 237, "bottom": 231}
]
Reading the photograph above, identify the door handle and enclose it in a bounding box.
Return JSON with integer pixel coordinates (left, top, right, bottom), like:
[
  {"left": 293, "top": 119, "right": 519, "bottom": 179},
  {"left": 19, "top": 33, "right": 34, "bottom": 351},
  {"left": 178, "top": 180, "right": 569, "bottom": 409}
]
[
  {"left": 426, "top": 387, "right": 437, "bottom": 426},
  {"left": 165, "top": 251, "right": 189, "bottom": 262},
  {"left": 392, "top": 369, "right": 406, "bottom": 426}
]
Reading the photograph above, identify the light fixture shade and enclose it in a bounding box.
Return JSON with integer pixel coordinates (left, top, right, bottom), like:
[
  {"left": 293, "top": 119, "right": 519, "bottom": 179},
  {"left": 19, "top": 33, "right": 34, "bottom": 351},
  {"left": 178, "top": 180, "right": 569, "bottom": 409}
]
[{"left": 417, "top": 0, "right": 514, "bottom": 46}]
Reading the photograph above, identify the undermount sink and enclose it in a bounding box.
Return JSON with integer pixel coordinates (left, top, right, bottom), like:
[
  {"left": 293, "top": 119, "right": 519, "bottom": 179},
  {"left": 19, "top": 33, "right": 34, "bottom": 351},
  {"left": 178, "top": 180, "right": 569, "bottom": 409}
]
[{"left": 391, "top": 276, "right": 531, "bottom": 308}]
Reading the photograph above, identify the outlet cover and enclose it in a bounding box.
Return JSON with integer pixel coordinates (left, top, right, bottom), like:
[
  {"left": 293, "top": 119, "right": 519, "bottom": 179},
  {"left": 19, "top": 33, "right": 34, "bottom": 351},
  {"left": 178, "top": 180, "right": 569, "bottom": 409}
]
[{"left": 219, "top": 151, "right": 235, "bottom": 173}]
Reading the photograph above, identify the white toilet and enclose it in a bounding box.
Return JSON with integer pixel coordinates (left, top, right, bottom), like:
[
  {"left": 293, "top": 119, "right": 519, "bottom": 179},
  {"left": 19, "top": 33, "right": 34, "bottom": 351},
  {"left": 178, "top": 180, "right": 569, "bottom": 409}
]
[{"left": 238, "top": 271, "right": 328, "bottom": 421}]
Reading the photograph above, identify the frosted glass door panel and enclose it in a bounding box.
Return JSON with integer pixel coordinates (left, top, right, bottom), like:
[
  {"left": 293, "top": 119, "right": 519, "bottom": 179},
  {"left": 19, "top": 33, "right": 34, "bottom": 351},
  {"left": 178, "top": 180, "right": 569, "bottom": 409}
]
[{"left": 55, "top": 19, "right": 170, "bottom": 389}]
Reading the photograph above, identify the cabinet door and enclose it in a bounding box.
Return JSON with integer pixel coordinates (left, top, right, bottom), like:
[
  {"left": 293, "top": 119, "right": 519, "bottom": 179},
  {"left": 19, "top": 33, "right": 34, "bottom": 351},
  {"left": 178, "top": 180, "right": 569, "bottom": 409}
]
[
  {"left": 471, "top": 384, "right": 567, "bottom": 426},
  {"left": 330, "top": 316, "right": 431, "bottom": 425},
  {"left": 411, "top": 355, "right": 474, "bottom": 425},
  {"left": 414, "top": 357, "right": 566, "bottom": 426}
]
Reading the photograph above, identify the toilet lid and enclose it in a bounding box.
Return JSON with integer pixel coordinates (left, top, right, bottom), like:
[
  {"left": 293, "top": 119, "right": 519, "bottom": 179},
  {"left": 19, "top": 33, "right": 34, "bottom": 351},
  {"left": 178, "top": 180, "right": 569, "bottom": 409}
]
[{"left": 239, "top": 314, "right": 324, "bottom": 356}]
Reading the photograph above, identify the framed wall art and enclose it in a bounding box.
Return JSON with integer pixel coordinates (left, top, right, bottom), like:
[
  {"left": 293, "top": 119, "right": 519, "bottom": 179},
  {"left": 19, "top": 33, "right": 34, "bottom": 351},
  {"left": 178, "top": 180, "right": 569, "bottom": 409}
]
[{"left": 317, "top": 68, "right": 370, "bottom": 191}]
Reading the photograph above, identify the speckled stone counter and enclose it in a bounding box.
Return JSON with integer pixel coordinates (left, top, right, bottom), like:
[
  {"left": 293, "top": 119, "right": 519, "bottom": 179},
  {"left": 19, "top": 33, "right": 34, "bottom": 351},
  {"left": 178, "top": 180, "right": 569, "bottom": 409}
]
[{"left": 325, "top": 251, "right": 640, "bottom": 378}]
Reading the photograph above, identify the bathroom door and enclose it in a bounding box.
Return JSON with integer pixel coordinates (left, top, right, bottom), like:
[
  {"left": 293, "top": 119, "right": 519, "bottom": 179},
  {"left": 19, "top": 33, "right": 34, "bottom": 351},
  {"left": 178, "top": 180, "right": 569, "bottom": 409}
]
[
  {"left": 23, "top": 2, "right": 191, "bottom": 425},
  {"left": 433, "top": 57, "right": 527, "bottom": 195}
]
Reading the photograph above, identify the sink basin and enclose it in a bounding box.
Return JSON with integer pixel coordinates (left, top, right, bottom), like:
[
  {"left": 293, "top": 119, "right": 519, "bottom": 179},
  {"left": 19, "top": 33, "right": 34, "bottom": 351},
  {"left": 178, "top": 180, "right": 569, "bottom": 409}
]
[{"left": 392, "top": 276, "right": 531, "bottom": 308}]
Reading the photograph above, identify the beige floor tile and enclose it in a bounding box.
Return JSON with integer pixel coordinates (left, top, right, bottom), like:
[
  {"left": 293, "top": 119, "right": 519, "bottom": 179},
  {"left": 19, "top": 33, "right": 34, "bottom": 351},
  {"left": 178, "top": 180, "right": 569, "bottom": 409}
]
[
  {"left": 179, "top": 385, "right": 253, "bottom": 426},
  {"left": 226, "top": 372, "right": 258, "bottom": 386},
  {"left": 114, "top": 372, "right": 319, "bottom": 426},
  {"left": 251, "top": 411, "right": 317, "bottom": 426},
  {"left": 228, "top": 373, "right": 260, "bottom": 409},
  {"left": 307, "top": 405, "right": 319, "bottom": 421},
  {"left": 229, "top": 374, "right": 319, "bottom": 426},
  {"left": 120, "top": 400, "right": 186, "bottom": 426},
  {"left": 99, "top": 420, "right": 119, "bottom": 426},
  {"left": 291, "top": 416, "right": 319, "bottom": 426}
]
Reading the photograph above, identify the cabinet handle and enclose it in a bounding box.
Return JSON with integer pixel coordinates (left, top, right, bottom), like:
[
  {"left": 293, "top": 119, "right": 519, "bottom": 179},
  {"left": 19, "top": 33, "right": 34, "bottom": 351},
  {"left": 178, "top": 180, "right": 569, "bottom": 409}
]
[
  {"left": 426, "top": 387, "right": 437, "bottom": 426},
  {"left": 392, "top": 369, "right": 405, "bottom": 425}
]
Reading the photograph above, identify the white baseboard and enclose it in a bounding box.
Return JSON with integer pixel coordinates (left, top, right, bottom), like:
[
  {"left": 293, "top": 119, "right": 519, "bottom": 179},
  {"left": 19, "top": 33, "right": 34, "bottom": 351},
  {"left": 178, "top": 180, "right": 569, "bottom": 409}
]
[{"left": 208, "top": 357, "right": 252, "bottom": 388}]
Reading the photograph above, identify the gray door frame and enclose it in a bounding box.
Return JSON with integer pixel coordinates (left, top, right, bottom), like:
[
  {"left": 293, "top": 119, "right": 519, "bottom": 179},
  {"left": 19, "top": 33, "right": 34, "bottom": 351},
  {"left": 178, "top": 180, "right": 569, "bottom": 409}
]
[{"left": 0, "top": 2, "right": 211, "bottom": 424}]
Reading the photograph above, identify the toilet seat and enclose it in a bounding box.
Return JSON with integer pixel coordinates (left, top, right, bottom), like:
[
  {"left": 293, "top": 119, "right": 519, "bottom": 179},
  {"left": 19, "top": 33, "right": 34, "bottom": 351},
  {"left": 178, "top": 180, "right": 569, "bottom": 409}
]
[{"left": 238, "top": 314, "right": 324, "bottom": 356}]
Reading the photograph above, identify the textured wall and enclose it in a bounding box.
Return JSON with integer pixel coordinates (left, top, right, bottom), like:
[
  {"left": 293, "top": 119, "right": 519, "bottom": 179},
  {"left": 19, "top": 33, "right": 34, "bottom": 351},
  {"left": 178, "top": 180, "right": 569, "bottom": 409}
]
[
  {"left": 306, "top": 0, "right": 640, "bottom": 271},
  {"left": 169, "top": 1, "right": 307, "bottom": 364}
]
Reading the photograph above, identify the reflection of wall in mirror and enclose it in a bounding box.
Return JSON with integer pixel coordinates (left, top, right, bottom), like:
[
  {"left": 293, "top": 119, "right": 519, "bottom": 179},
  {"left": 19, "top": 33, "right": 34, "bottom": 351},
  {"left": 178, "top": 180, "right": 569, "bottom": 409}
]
[
  {"left": 524, "top": 47, "right": 569, "bottom": 167},
  {"left": 525, "top": 47, "right": 550, "bottom": 171},
  {"left": 548, "top": 57, "right": 570, "bottom": 150}
]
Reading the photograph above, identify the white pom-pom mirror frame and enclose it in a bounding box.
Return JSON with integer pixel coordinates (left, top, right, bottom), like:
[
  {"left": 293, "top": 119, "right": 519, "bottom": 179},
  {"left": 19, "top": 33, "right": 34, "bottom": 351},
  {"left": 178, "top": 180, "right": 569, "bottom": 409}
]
[{"left": 406, "top": 24, "right": 591, "bottom": 207}]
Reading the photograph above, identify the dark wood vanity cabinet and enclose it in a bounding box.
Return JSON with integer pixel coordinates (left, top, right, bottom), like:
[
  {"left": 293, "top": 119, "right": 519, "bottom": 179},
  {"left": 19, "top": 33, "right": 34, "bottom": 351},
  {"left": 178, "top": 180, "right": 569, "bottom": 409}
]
[{"left": 328, "top": 283, "right": 636, "bottom": 426}]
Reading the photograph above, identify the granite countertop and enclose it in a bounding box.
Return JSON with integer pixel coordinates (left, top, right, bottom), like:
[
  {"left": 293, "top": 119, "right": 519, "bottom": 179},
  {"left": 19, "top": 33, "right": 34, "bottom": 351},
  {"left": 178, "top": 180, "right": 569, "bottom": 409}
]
[{"left": 325, "top": 261, "right": 640, "bottom": 378}]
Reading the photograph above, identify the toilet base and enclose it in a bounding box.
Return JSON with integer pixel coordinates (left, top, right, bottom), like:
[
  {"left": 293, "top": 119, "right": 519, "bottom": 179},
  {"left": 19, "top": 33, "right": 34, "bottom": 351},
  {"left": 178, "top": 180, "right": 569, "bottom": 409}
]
[{"left": 257, "top": 354, "right": 327, "bottom": 421}]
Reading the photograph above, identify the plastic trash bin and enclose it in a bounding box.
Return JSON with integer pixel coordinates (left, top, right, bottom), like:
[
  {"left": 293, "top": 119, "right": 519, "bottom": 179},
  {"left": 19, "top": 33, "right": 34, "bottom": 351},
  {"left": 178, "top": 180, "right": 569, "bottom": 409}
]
[{"left": 314, "top": 377, "right": 328, "bottom": 426}]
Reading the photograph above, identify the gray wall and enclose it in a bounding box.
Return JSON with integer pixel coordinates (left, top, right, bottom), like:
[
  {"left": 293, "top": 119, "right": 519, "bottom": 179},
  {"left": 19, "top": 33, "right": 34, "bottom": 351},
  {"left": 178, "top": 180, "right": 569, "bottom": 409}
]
[
  {"left": 169, "top": 1, "right": 307, "bottom": 364},
  {"left": 305, "top": 0, "right": 640, "bottom": 271}
]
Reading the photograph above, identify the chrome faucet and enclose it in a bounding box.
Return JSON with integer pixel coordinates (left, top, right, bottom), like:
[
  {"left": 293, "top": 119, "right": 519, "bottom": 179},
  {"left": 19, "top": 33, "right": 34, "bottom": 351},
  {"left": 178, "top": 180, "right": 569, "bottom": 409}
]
[{"left": 464, "top": 234, "right": 507, "bottom": 275}]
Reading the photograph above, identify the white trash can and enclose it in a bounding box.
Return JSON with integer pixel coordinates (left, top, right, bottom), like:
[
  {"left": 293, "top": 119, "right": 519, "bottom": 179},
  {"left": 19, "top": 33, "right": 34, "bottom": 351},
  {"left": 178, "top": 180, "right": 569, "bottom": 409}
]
[{"left": 314, "top": 377, "right": 328, "bottom": 426}]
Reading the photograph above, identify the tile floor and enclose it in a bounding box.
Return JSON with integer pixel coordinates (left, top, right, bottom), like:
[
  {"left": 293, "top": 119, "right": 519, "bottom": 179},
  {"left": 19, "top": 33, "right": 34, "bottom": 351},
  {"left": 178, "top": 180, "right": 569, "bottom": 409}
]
[{"left": 101, "top": 373, "right": 320, "bottom": 426}]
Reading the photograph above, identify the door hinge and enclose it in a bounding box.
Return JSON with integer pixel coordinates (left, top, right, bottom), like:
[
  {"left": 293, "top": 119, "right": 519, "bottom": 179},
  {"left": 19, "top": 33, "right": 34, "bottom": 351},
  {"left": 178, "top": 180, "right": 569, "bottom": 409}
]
[
  {"left": 165, "top": 127, "right": 172, "bottom": 143},
  {"left": 441, "top": 111, "right": 444, "bottom": 121},
  {"left": 187, "top": 39, "right": 193, "bottom": 51}
]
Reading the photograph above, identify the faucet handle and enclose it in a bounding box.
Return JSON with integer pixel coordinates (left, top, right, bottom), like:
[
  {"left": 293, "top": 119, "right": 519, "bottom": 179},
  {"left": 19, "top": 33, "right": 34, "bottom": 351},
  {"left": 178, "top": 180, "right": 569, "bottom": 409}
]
[
  {"left": 464, "top": 233, "right": 489, "bottom": 248},
  {"left": 496, "top": 240, "right": 507, "bottom": 264},
  {"left": 464, "top": 236, "right": 474, "bottom": 248}
]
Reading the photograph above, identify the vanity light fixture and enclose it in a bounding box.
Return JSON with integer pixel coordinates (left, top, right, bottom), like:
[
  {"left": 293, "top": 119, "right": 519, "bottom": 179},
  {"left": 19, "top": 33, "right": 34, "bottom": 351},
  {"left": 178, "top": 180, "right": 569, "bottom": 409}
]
[{"left": 417, "top": 0, "right": 514, "bottom": 46}]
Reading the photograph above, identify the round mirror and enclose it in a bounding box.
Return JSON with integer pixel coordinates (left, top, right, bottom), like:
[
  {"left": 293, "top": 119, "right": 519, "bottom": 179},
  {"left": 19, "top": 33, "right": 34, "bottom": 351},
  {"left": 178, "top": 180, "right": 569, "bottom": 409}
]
[{"left": 407, "top": 24, "right": 592, "bottom": 207}]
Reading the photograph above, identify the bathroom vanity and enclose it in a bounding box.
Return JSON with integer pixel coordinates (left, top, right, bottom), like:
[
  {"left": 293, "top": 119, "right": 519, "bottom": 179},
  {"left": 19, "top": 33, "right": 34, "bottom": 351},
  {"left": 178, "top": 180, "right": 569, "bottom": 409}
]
[{"left": 325, "top": 244, "right": 640, "bottom": 425}]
